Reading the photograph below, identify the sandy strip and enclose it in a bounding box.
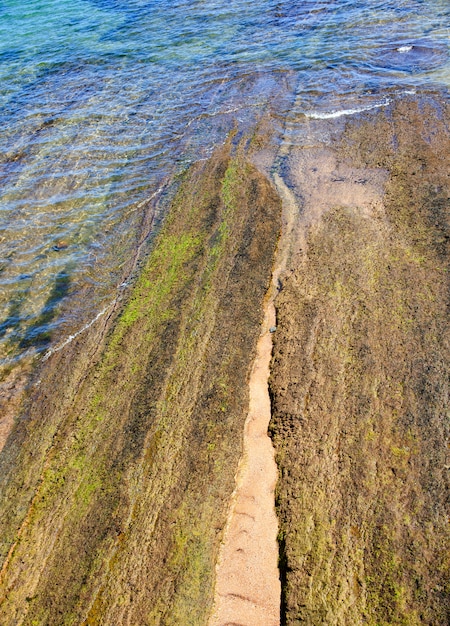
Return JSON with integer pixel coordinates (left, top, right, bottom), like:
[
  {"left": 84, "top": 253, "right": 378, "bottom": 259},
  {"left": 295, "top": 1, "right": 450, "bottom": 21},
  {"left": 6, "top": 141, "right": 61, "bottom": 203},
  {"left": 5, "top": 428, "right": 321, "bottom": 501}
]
[
  {"left": 208, "top": 157, "right": 299, "bottom": 626},
  {"left": 208, "top": 295, "right": 281, "bottom": 626}
]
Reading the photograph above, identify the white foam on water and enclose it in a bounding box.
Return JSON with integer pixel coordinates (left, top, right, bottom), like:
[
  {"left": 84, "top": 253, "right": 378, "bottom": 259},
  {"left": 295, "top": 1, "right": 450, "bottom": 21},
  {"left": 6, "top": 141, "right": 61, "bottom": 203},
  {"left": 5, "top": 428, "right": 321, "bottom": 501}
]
[
  {"left": 42, "top": 304, "right": 112, "bottom": 361},
  {"left": 397, "top": 45, "right": 413, "bottom": 53},
  {"left": 121, "top": 184, "right": 165, "bottom": 220},
  {"left": 304, "top": 98, "right": 391, "bottom": 120}
]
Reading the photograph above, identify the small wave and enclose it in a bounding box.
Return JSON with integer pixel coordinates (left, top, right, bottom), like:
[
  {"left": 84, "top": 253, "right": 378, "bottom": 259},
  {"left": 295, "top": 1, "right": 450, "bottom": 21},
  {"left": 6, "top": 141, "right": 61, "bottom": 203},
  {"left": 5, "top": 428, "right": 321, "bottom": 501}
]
[
  {"left": 372, "top": 42, "right": 448, "bottom": 72},
  {"left": 42, "top": 304, "right": 111, "bottom": 361},
  {"left": 304, "top": 98, "right": 390, "bottom": 120}
]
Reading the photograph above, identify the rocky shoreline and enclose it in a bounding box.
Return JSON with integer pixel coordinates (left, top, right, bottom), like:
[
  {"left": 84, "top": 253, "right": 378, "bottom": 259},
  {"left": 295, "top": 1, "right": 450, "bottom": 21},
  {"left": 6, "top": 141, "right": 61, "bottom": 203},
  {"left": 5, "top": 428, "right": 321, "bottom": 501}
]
[
  {"left": 270, "top": 92, "right": 449, "bottom": 625},
  {"left": 0, "top": 91, "right": 448, "bottom": 625},
  {"left": 0, "top": 134, "right": 281, "bottom": 624}
]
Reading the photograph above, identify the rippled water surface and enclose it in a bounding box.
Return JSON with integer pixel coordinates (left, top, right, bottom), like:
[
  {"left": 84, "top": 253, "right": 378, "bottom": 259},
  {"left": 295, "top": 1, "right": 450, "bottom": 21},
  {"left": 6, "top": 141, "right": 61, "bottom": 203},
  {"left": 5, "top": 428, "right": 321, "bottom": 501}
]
[{"left": 1, "top": 0, "right": 449, "bottom": 366}]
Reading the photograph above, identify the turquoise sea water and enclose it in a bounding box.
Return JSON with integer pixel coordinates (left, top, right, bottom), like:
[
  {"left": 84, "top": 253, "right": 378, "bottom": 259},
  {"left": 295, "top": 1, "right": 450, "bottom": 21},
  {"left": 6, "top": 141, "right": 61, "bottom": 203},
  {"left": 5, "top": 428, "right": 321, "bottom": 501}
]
[{"left": 0, "top": 0, "right": 449, "bottom": 367}]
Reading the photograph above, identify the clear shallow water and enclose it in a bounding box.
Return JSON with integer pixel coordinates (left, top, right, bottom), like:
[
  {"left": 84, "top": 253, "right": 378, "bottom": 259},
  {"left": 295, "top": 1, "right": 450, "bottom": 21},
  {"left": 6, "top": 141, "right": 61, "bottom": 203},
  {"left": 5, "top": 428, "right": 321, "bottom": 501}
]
[{"left": 0, "top": 0, "right": 449, "bottom": 367}]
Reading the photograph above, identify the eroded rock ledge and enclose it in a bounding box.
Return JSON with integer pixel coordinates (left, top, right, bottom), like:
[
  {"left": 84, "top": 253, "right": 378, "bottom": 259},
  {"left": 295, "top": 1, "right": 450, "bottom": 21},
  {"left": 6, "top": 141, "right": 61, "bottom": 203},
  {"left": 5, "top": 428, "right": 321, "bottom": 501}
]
[
  {"left": 0, "top": 92, "right": 448, "bottom": 626},
  {"left": 269, "top": 94, "right": 449, "bottom": 625},
  {"left": 0, "top": 137, "right": 281, "bottom": 625}
]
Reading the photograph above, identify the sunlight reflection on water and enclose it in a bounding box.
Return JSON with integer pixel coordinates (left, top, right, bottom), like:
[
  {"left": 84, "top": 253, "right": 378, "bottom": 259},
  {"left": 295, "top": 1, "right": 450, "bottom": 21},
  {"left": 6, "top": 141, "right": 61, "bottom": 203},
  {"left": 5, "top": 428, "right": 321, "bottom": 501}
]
[{"left": 0, "top": 0, "right": 448, "bottom": 367}]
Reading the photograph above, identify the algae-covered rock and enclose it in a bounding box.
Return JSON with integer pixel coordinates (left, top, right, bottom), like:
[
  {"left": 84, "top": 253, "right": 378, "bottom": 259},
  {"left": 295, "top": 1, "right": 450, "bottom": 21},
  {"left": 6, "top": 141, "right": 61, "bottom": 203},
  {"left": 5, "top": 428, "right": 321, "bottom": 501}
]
[
  {"left": 0, "top": 139, "right": 280, "bottom": 625},
  {"left": 269, "top": 94, "right": 449, "bottom": 625},
  {"left": 1, "top": 92, "right": 448, "bottom": 626}
]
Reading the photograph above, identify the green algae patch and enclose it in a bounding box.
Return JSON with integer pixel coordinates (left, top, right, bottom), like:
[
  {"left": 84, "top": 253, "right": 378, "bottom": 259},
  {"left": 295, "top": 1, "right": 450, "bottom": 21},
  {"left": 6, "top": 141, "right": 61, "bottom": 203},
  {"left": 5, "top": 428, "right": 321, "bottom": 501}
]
[
  {"left": 269, "top": 95, "right": 449, "bottom": 625},
  {"left": 0, "top": 140, "right": 281, "bottom": 625},
  {"left": 114, "top": 233, "right": 201, "bottom": 333}
]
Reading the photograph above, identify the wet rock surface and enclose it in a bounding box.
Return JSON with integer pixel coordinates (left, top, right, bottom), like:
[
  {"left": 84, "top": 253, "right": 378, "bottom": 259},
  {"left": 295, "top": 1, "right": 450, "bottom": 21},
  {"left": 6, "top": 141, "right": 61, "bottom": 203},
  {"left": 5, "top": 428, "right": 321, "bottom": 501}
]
[
  {"left": 0, "top": 91, "right": 448, "bottom": 626},
  {"left": 0, "top": 136, "right": 281, "bottom": 625},
  {"left": 269, "top": 93, "right": 449, "bottom": 625}
]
